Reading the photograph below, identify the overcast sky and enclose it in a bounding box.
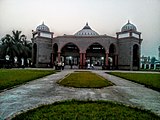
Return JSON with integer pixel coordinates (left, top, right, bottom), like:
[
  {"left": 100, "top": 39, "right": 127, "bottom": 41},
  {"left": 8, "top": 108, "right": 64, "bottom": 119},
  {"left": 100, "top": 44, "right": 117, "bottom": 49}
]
[{"left": 0, "top": 0, "right": 160, "bottom": 59}]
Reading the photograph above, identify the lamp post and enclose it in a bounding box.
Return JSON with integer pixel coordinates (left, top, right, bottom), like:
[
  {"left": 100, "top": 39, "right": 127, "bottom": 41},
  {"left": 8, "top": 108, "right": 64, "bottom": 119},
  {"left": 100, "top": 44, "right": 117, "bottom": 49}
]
[
  {"left": 14, "top": 57, "right": 17, "bottom": 67},
  {"left": 14, "top": 57, "right": 17, "bottom": 63},
  {"left": 69, "top": 56, "right": 73, "bottom": 69},
  {"left": 5, "top": 55, "right": 10, "bottom": 61},
  {"left": 21, "top": 58, "right": 24, "bottom": 67},
  {"left": 5, "top": 55, "right": 10, "bottom": 68},
  {"left": 101, "top": 57, "right": 104, "bottom": 66}
]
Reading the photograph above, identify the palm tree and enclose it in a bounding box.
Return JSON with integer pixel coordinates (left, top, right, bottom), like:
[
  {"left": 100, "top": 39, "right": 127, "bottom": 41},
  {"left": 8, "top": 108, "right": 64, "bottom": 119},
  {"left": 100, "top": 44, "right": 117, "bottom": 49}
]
[
  {"left": 12, "top": 30, "right": 24, "bottom": 66},
  {"left": 20, "top": 34, "right": 32, "bottom": 66},
  {"left": 12, "top": 30, "right": 32, "bottom": 67},
  {"left": 1, "top": 34, "right": 17, "bottom": 63},
  {"left": 0, "top": 30, "right": 32, "bottom": 67}
]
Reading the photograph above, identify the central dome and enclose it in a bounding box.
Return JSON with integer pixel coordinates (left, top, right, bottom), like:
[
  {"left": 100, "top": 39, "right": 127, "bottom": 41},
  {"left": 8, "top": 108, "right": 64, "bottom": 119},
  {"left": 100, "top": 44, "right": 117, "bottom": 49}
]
[
  {"left": 121, "top": 20, "right": 137, "bottom": 32},
  {"left": 74, "top": 23, "right": 99, "bottom": 36},
  {"left": 36, "top": 22, "right": 50, "bottom": 32}
]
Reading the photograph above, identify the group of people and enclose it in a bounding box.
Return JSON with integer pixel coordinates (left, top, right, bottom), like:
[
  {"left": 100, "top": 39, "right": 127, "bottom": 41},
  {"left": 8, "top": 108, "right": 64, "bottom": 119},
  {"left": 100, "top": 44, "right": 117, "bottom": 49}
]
[
  {"left": 54, "top": 61, "right": 64, "bottom": 70},
  {"left": 54, "top": 61, "right": 96, "bottom": 70},
  {"left": 85, "top": 62, "right": 94, "bottom": 69}
]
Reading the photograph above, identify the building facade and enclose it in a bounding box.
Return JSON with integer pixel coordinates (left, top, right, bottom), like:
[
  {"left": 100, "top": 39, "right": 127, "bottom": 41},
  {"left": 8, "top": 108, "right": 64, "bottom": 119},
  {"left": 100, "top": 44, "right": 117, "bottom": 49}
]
[
  {"left": 32, "top": 21, "right": 143, "bottom": 70},
  {"left": 140, "top": 46, "right": 160, "bottom": 70},
  {"left": 159, "top": 46, "right": 160, "bottom": 61}
]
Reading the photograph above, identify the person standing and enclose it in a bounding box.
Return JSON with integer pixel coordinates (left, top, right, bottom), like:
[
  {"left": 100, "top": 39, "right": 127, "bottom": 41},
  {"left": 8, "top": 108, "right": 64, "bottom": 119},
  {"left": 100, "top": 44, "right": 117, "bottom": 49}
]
[{"left": 62, "top": 62, "right": 64, "bottom": 70}]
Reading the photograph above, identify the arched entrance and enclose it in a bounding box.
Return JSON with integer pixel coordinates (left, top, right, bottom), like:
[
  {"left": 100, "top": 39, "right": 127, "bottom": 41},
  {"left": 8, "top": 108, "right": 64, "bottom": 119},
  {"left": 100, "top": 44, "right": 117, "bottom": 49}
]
[
  {"left": 61, "top": 43, "right": 80, "bottom": 67},
  {"left": 109, "top": 44, "right": 117, "bottom": 69},
  {"left": 86, "top": 43, "right": 105, "bottom": 69},
  {"left": 32, "top": 43, "right": 37, "bottom": 66},
  {"left": 133, "top": 44, "right": 139, "bottom": 69}
]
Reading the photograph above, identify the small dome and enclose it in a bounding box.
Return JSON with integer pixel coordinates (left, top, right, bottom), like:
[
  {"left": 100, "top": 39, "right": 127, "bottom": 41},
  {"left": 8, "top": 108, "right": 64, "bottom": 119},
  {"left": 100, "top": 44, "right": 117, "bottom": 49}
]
[
  {"left": 75, "top": 23, "right": 99, "bottom": 36},
  {"left": 36, "top": 22, "right": 50, "bottom": 32},
  {"left": 121, "top": 20, "right": 137, "bottom": 32}
]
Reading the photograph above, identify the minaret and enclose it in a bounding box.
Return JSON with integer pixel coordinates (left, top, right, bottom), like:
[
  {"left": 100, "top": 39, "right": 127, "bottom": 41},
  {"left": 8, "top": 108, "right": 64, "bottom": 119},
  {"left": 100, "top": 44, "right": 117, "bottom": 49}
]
[
  {"left": 158, "top": 46, "right": 160, "bottom": 61},
  {"left": 116, "top": 20, "right": 142, "bottom": 70},
  {"left": 32, "top": 22, "right": 54, "bottom": 67}
]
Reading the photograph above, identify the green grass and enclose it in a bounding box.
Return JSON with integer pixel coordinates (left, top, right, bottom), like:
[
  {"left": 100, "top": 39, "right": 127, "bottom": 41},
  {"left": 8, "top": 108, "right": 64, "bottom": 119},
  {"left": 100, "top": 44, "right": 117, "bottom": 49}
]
[
  {"left": 107, "top": 72, "right": 160, "bottom": 91},
  {"left": 12, "top": 100, "right": 160, "bottom": 120},
  {"left": 0, "top": 69, "right": 56, "bottom": 90},
  {"left": 57, "top": 71, "right": 113, "bottom": 88}
]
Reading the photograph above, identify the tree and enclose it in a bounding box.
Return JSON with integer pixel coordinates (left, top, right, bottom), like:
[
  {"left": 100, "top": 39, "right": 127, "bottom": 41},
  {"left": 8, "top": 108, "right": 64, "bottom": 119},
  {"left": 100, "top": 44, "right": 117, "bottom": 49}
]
[
  {"left": 151, "top": 57, "right": 157, "bottom": 64},
  {"left": 1, "top": 34, "right": 17, "bottom": 63},
  {"left": 20, "top": 35, "right": 32, "bottom": 66},
  {"left": 0, "top": 30, "right": 32, "bottom": 67}
]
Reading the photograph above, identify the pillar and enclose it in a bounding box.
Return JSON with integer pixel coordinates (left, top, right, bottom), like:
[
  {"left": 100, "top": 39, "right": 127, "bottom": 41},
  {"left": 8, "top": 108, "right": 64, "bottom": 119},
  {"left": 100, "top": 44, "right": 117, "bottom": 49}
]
[
  {"left": 52, "top": 53, "right": 54, "bottom": 65},
  {"left": 114, "top": 54, "right": 118, "bottom": 69},
  {"left": 105, "top": 52, "right": 109, "bottom": 66},
  {"left": 79, "top": 53, "right": 86, "bottom": 69},
  {"left": 80, "top": 53, "right": 83, "bottom": 69},
  {"left": 140, "top": 62, "right": 142, "bottom": 69},
  {"left": 154, "top": 64, "right": 156, "bottom": 70},
  {"left": 139, "top": 33, "right": 141, "bottom": 39},
  {"left": 149, "top": 64, "right": 151, "bottom": 69},
  {"left": 58, "top": 52, "right": 61, "bottom": 63},
  {"left": 83, "top": 53, "right": 86, "bottom": 68},
  {"left": 129, "top": 32, "right": 132, "bottom": 37},
  {"left": 116, "top": 33, "right": 119, "bottom": 39},
  {"left": 130, "top": 46, "right": 133, "bottom": 71},
  {"left": 144, "top": 64, "right": 146, "bottom": 69}
]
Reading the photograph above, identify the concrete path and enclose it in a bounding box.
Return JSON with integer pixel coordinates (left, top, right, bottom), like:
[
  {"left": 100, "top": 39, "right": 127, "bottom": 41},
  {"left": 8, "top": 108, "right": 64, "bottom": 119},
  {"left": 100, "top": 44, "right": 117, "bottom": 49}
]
[{"left": 0, "top": 70, "right": 160, "bottom": 119}]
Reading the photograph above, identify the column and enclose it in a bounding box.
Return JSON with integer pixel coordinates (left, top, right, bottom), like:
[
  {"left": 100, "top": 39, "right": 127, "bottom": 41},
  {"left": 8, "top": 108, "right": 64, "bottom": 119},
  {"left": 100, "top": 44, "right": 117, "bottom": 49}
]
[
  {"left": 58, "top": 52, "right": 61, "bottom": 63},
  {"left": 105, "top": 52, "right": 109, "bottom": 66},
  {"left": 114, "top": 54, "right": 118, "bottom": 69},
  {"left": 144, "top": 64, "right": 146, "bottom": 69},
  {"left": 52, "top": 53, "right": 54, "bottom": 65},
  {"left": 130, "top": 47, "right": 133, "bottom": 71},
  {"left": 83, "top": 53, "right": 86, "bottom": 68},
  {"left": 80, "top": 53, "right": 83, "bottom": 69},
  {"left": 129, "top": 32, "right": 132, "bottom": 37},
  {"left": 140, "top": 62, "right": 142, "bottom": 69},
  {"left": 154, "top": 64, "right": 156, "bottom": 70},
  {"left": 149, "top": 64, "right": 151, "bottom": 69},
  {"left": 139, "top": 33, "right": 141, "bottom": 39},
  {"left": 116, "top": 33, "right": 119, "bottom": 39}
]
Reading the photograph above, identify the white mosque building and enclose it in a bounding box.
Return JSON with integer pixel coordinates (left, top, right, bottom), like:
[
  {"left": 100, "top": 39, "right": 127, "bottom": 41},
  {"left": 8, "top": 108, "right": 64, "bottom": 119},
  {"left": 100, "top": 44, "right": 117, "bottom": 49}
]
[{"left": 32, "top": 21, "right": 143, "bottom": 70}]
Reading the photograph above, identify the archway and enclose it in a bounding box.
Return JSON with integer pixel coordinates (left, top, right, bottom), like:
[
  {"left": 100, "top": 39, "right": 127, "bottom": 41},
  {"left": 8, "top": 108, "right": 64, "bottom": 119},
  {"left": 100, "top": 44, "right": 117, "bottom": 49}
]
[
  {"left": 86, "top": 43, "right": 105, "bottom": 68},
  {"left": 61, "top": 43, "right": 80, "bottom": 66},
  {"left": 133, "top": 44, "right": 139, "bottom": 68},
  {"left": 109, "top": 44, "right": 117, "bottom": 69},
  {"left": 32, "top": 43, "right": 37, "bottom": 66}
]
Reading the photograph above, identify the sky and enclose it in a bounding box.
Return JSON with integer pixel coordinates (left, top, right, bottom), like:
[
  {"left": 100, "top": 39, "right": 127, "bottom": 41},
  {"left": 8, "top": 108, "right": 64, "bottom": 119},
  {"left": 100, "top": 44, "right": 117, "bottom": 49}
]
[{"left": 0, "top": 0, "right": 160, "bottom": 59}]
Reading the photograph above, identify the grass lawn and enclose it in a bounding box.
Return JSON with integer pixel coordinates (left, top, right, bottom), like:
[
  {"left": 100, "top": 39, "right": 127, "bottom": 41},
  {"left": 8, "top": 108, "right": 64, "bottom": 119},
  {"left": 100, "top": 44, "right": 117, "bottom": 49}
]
[
  {"left": 0, "top": 69, "right": 55, "bottom": 90},
  {"left": 12, "top": 100, "right": 160, "bottom": 120},
  {"left": 107, "top": 72, "right": 160, "bottom": 91},
  {"left": 57, "top": 71, "right": 113, "bottom": 88}
]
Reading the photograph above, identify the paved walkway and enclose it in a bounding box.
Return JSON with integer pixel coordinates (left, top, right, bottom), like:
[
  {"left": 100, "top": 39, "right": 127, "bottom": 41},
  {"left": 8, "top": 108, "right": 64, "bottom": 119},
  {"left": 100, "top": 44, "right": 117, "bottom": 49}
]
[{"left": 0, "top": 70, "right": 160, "bottom": 119}]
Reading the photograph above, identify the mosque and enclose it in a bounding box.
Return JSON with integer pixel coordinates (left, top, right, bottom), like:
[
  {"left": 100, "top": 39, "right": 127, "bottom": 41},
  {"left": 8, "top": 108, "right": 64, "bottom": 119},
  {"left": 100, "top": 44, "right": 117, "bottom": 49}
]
[{"left": 31, "top": 21, "right": 143, "bottom": 70}]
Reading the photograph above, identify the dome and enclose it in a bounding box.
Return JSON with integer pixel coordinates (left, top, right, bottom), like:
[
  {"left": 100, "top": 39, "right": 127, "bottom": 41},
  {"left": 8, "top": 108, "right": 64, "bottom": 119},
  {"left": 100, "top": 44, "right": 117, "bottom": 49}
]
[
  {"left": 36, "top": 22, "right": 50, "bottom": 32},
  {"left": 74, "top": 23, "right": 99, "bottom": 36},
  {"left": 121, "top": 20, "right": 137, "bottom": 32}
]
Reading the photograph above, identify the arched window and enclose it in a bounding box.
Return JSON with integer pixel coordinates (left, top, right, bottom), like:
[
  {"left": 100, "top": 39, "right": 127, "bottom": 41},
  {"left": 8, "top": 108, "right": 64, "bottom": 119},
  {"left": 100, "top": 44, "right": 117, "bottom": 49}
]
[
  {"left": 33, "top": 43, "right": 37, "bottom": 65},
  {"left": 109, "top": 44, "right": 116, "bottom": 55},
  {"left": 133, "top": 44, "right": 139, "bottom": 67}
]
